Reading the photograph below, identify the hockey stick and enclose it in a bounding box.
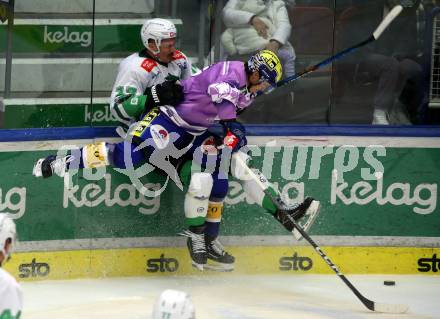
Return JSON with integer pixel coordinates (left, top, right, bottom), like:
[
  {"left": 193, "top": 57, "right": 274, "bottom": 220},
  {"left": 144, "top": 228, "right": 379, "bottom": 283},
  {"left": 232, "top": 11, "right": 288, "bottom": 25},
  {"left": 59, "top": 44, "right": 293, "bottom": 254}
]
[
  {"left": 233, "top": 154, "right": 409, "bottom": 314},
  {"left": 259, "top": 5, "right": 403, "bottom": 95}
]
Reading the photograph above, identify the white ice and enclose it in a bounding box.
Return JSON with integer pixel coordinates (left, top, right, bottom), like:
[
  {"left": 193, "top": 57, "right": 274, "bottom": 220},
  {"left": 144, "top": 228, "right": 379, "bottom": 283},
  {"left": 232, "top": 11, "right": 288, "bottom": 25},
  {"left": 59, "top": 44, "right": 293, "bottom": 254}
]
[{"left": 22, "top": 275, "right": 440, "bottom": 319}]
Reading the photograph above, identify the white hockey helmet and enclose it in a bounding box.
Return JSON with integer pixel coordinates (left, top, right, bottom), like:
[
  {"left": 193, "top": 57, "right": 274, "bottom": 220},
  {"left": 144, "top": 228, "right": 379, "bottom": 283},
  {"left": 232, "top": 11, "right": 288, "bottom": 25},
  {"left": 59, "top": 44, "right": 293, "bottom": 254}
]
[
  {"left": 0, "top": 214, "right": 17, "bottom": 264},
  {"left": 141, "top": 18, "right": 177, "bottom": 55},
  {"left": 152, "top": 289, "right": 195, "bottom": 319}
]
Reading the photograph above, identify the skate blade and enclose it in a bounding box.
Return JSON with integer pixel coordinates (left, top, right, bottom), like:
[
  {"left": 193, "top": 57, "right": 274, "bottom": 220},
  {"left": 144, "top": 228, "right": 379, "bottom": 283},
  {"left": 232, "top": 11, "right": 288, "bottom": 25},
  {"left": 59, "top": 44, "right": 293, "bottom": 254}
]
[
  {"left": 204, "top": 261, "right": 235, "bottom": 272},
  {"left": 293, "top": 200, "right": 321, "bottom": 241},
  {"left": 191, "top": 261, "right": 205, "bottom": 271}
]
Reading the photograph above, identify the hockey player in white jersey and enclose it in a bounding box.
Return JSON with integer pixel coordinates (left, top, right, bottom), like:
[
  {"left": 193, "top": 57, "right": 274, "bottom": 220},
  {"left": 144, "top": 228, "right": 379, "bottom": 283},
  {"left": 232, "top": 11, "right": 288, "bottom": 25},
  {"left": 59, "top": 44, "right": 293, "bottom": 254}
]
[
  {"left": 0, "top": 214, "right": 22, "bottom": 319},
  {"left": 110, "top": 18, "right": 192, "bottom": 134}
]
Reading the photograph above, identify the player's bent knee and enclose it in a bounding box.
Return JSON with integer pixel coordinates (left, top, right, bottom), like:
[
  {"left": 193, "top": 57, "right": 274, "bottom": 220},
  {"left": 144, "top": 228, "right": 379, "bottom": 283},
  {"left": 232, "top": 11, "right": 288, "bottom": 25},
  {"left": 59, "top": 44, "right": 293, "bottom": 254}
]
[
  {"left": 187, "top": 173, "right": 213, "bottom": 197},
  {"left": 184, "top": 173, "right": 213, "bottom": 219}
]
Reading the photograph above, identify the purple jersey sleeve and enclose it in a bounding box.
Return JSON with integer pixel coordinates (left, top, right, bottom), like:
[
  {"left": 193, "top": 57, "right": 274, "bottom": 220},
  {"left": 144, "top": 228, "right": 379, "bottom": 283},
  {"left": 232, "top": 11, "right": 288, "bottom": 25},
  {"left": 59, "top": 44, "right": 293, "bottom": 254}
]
[
  {"left": 216, "top": 100, "right": 237, "bottom": 120},
  {"left": 168, "top": 61, "right": 251, "bottom": 130}
]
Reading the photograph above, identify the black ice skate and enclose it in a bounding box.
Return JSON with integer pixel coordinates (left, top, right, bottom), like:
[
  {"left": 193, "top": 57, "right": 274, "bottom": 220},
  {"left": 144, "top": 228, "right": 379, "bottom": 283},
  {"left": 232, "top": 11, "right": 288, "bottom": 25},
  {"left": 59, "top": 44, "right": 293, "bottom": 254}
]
[
  {"left": 274, "top": 197, "right": 321, "bottom": 240},
  {"left": 180, "top": 225, "right": 207, "bottom": 271},
  {"left": 32, "top": 155, "right": 73, "bottom": 178},
  {"left": 204, "top": 236, "right": 235, "bottom": 272}
]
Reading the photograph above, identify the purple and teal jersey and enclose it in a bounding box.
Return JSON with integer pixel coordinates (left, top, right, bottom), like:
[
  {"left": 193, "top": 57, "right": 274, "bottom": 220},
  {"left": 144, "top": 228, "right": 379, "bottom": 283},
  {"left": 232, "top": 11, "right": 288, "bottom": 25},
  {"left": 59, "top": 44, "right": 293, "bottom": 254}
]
[{"left": 160, "top": 61, "right": 254, "bottom": 134}]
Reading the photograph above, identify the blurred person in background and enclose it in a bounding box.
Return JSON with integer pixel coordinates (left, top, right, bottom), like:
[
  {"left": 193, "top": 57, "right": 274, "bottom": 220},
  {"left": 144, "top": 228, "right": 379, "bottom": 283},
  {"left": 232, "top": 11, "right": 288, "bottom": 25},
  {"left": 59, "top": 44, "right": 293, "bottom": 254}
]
[
  {"left": 222, "top": 0, "right": 296, "bottom": 77},
  {"left": 333, "top": 0, "right": 426, "bottom": 125}
]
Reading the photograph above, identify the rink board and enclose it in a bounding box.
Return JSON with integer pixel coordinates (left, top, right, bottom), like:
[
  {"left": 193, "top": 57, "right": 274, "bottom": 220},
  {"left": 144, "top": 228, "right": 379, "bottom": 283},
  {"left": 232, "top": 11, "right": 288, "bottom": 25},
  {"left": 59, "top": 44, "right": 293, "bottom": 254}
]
[
  {"left": 4, "top": 246, "right": 439, "bottom": 281},
  {"left": 1, "top": 136, "right": 440, "bottom": 240},
  {"left": 0, "top": 133, "right": 439, "bottom": 280}
]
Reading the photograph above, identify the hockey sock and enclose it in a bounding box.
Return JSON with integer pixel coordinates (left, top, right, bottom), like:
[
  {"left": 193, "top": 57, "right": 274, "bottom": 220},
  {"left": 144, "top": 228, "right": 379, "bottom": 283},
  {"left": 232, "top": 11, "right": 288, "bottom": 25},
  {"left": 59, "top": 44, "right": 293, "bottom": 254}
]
[
  {"left": 185, "top": 216, "right": 206, "bottom": 227},
  {"left": 68, "top": 142, "right": 110, "bottom": 170},
  {"left": 243, "top": 180, "right": 278, "bottom": 215},
  {"left": 205, "top": 222, "right": 220, "bottom": 237},
  {"left": 261, "top": 186, "right": 278, "bottom": 215},
  {"left": 205, "top": 201, "right": 223, "bottom": 237}
]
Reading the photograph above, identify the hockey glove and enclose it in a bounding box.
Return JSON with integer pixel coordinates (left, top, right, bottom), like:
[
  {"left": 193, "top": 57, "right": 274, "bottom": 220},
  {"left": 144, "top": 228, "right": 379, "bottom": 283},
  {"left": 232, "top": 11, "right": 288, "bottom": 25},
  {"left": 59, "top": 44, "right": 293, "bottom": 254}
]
[
  {"left": 165, "top": 74, "right": 180, "bottom": 82},
  {"left": 144, "top": 80, "right": 184, "bottom": 110},
  {"left": 220, "top": 120, "right": 247, "bottom": 152}
]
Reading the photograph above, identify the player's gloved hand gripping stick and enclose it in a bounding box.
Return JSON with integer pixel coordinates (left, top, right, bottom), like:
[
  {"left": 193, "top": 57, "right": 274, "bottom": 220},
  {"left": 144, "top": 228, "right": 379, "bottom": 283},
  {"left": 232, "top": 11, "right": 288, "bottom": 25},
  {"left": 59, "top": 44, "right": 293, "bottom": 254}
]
[{"left": 219, "top": 120, "right": 247, "bottom": 152}]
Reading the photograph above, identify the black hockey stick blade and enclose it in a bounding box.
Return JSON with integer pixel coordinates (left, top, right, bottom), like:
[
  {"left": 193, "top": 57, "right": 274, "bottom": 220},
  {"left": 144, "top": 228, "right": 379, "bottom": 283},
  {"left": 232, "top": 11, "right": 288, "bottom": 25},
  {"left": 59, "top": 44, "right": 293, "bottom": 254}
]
[
  {"left": 289, "top": 218, "right": 409, "bottom": 314},
  {"left": 258, "top": 5, "right": 403, "bottom": 96}
]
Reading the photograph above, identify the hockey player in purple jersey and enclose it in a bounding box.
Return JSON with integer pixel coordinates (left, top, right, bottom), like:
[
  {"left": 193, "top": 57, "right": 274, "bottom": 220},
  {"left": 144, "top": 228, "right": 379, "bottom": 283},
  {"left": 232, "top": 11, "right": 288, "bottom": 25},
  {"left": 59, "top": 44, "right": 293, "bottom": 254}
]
[{"left": 33, "top": 50, "right": 320, "bottom": 271}]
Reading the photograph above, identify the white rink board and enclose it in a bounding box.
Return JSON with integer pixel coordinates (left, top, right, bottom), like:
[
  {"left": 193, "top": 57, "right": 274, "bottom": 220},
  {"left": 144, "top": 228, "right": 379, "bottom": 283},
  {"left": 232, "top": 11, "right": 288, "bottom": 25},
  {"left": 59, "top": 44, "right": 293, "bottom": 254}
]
[{"left": 22, "top": 274, "right": 440, "bottom": 319}]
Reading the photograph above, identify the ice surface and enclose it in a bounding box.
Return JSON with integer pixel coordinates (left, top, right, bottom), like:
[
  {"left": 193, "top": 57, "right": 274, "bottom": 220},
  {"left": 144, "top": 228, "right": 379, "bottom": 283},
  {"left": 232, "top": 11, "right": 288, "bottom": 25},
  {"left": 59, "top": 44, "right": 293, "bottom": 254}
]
[{"left": 21, "top": 275, "right": 440, "bottom": 319}]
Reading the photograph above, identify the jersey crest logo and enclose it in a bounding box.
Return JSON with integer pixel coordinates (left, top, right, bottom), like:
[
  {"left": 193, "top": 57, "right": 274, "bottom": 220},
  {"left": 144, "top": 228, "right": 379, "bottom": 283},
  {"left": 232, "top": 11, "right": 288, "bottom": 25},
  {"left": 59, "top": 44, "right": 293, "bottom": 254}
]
[
  {"left": 172, "top": 50, "right": 185, "bottom": 61},
  {"left": 150, "top": 124, "right": 169, "bottom": 149},
  {"left": 141, "top": 58, "right": 158, "bottom": 72}
]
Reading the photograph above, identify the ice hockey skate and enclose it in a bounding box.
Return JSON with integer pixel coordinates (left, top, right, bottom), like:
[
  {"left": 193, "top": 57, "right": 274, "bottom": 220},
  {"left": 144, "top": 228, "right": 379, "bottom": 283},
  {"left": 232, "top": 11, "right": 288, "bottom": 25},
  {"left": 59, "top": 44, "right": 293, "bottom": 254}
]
[
  {"left": 275, "top": 197, "right": 321, "bottom": 240},
  {"left": 180, "top": 225, "right": 207, "bottom": 271},
  {"left": 204, "top": 236, "right": 235, "bottom": 272},
  {"left": 32, "top": 155, "right": 73, "bottom": 178}
]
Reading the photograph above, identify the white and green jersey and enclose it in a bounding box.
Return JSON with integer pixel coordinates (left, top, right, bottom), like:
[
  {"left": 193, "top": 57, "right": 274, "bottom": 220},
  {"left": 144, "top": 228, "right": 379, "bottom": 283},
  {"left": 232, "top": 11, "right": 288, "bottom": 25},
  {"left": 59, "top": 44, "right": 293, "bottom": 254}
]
[
  {"left": 0, "top": 268, "right": 23, "bottom": 319},
  {"left": 110, "top": 50, "right": 192, "bottom": 133}
]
